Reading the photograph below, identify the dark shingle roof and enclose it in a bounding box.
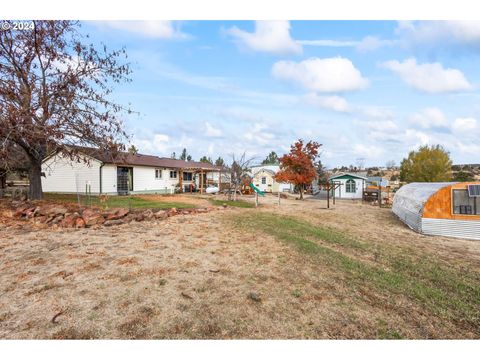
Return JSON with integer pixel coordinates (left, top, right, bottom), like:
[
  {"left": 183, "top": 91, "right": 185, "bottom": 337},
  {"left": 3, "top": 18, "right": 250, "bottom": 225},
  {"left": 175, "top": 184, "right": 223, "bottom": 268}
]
[{"left": 52, "top": 146, "right": 222, "bottom": 171}]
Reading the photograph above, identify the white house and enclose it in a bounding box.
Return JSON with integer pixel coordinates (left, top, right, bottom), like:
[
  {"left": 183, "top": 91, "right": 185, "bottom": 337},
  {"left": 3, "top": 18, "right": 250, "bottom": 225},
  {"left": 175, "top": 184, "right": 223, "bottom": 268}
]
[
  {"left": 328, "top": 172, "right": 367, "bottom": 199},
  {"left": 250, "top": 165, "right": 293, "bottom": 193},
  {"left": 41, "top": 147, "right": 222, "bottom": 195}
]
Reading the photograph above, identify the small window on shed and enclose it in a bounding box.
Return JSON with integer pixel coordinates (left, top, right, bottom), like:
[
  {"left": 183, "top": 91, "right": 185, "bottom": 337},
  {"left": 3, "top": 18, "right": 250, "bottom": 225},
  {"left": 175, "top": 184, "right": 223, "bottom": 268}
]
[
  {"left": 261, "top": 177, "right": 266, "bottom": 184},
  {"left": 346, "top": 179, "right": 356, "bottom": 193},
  {"left": 170, "top": 170, "right": 177, "bottom": 179},
  {"left": 155, "top": 169, "right": 162, "bottom": 179},
  {"left": 453, "top": 189, "right": 480, "bottom": 215}
]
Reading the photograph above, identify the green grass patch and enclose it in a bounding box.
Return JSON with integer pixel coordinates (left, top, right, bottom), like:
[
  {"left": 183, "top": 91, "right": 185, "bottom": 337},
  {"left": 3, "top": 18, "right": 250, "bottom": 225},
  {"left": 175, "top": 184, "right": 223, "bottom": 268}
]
[
  {"left": 232, "top": 212, "right": 480, "bottom": 333},
  {"left": 210, "top": 199, "right": 255, "bottom": 208},
  {"left": 44, "top": 193, "right": 195, "bottom": 210}
]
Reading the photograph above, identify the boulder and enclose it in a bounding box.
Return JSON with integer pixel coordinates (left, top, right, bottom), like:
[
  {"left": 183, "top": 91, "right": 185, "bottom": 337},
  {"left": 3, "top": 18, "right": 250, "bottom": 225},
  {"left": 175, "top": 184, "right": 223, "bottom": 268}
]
[
  {"left": 81, "top": 208, "right": 105, "bottom": 227},
  {"left": 61, "top": 213, "right": 79, "bottom": 228},
  {"left": 196, "top": 208, "right": 208, "bottom": 213},
  {"left": 34, "top": 215, "right": 47, "bottom": 224},
  {"left": 105, "top": 208, "right": 129, "bottom": 220},
  {"left": 104, "top": 219, "right": 125, "bottom": 227},
  {"left": 25, "top": 207, "right": 37, "bottom": 218},
  {"left": 167, "top": 208, "right": 177, "bottom": 217},
  {"left": 13, "top": 205, "right": 29, "bottom": 218},
  {"left": 123, "top": 214, "right": 137, "bottom": 223},
  {"left": 154, "top": 210, "right": 168, "bottom": 219},
  {"left": 142, "top": 209, "right": 154, "bottom": 220},
  {"left": 38, "top": 205, "right": 68, "bottom": 216},
  {"left": 75, "top": 217, "right": 86, "bottom": 228},
  {"left": 51, "top": 214, "right": 64, "bottom": 225},
  {"left": 134, "top": 213, "right": 145, "bottom": 222}
]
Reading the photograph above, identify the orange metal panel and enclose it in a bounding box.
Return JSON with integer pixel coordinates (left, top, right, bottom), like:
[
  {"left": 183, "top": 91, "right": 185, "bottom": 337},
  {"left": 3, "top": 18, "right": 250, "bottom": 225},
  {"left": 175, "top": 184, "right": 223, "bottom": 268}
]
[{"left": 423, "top": 182, "right": 480, "bottom": 220}]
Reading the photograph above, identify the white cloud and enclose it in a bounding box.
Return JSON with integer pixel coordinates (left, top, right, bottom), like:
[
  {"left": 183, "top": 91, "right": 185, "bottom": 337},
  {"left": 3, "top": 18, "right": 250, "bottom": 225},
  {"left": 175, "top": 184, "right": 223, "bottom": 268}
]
[
  {"left": 360, "top": 119, "right": 399, "bottom": 132},
  {"left": 409, "top": 107, "right": 448, "bottom": 129},
  {"left": 101, "top": 21, "right": 189, "bottom": 39},
  {"left": 243, "top": 123, "right": 275, "bottom": 145},
  {"left": 396, "top": 21, "right": 480, "bottom": 50},
  {"left": 272, "top": 57, "right": 368, "bottom": 93},
  {"left": 452, "top": 117, "right": 478, "bottom": 133},
  {"left": 297, "top": 36, "right": 394, "bottom": 52},
  {"left": 359, "top": 106, "right": 395, "bottom": 120},
  {"left": 205, "top": 122, "right": 222, "bottom": 137},
  {"left": 404, "top": 129, "right": 431, "bottom": 147},
  {"left": 304, "top": 93, "right": 350, "bottom": 113},
  {"left": 226, "top": 21, "right": 302, "bottom": 55},
  {"left": 356, "top": 36, "right": 396, "bottom": 52},
  {"left": 353, "top": 144, "right": 384, "bottom": 158},
  {"left": 134, "top": 133, "right": 170, "bottom": 154},
  {"left": 381, "top": 58, "right": 472, "bottom": 93},
  {"left": 297, "top": 39, "right": 359, "bottom": 47}
]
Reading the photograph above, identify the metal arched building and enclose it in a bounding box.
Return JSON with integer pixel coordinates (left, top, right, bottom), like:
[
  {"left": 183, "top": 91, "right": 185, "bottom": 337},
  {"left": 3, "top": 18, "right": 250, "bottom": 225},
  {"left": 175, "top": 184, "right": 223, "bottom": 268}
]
[{"left": 392, "top": 182, "right": 480, "bottom": 240}]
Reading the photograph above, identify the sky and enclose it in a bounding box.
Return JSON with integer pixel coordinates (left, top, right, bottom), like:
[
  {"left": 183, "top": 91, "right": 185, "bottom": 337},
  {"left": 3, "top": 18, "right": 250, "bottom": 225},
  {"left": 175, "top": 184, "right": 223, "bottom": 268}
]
[{"left": 81, "top": 20, "right": 480, "bottom": 168}]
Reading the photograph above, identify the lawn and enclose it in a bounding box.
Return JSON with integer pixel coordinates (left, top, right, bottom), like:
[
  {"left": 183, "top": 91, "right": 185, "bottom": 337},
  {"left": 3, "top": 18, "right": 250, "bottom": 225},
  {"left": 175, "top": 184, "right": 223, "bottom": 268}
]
[
  {"left": 210, "top": 199, "right": 255, "bottom": 208},
  {"left": 232, "top": 212, "right": 480, "bottom": 337},
  {"left": 44, "top": 193, "right": 196, "bottom": 209}
]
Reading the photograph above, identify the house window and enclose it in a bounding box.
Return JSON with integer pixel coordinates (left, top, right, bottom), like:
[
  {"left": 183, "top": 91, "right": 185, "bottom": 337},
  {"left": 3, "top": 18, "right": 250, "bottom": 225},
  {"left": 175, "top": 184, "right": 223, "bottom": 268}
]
[
  {"left": 346, "top": 179, "right": 356, "bottom": 193},
  {"left": 183, "top": 172, "right": 193, "bottom": 181},
  {"left": 170, "top": 170, "right": 177, "bottom": 179},
  {"left": 453, "top": 189, "right": 480, "bottom": 215},
  {"left": 155, "top": 169, "right": 162, "bottom": 179},
  {"left": 261, "top": 177, "right": 266, "bottom": 184}
]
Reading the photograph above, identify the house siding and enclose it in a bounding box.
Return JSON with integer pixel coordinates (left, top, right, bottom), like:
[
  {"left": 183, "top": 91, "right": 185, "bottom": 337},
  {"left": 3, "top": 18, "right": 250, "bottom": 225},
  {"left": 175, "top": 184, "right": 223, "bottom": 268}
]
[
  {"left": 332, "top": 178, "right": 364, "bottom": 199},
  {"left": 101, "top": 164, "right": 118, "bottom": 194},
  {"left": 42, "top": 154, "right": 101, "bottom": 194},
  {"left": 131, "top": 166, "right": 177, "bottom": 194}
]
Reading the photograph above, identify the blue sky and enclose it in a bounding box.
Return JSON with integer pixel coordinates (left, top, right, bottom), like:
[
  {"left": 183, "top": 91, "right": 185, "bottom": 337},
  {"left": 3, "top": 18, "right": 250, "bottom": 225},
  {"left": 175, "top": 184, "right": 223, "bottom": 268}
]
[{"left": 81, "top": 20, "right": 480, "bottom": 167}]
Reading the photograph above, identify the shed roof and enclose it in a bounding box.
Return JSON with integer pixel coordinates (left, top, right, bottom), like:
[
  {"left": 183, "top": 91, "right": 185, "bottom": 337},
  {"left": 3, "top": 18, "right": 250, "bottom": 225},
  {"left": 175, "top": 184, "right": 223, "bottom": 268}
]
[{"left": 329, "top": 172, "right": 367, "bottom": 181}]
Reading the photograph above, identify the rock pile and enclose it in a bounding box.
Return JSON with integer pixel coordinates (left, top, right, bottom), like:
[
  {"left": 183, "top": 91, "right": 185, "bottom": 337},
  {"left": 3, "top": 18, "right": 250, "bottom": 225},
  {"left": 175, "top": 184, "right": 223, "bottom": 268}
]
[{"left": 8, "top": 202, "right": 220, "bottom": 229}]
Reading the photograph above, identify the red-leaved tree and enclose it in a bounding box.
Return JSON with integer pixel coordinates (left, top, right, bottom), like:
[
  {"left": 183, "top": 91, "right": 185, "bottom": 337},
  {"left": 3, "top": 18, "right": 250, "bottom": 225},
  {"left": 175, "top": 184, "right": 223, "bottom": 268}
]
[{"left": 275, "top": 139, "right": 321, "bottom": 200}]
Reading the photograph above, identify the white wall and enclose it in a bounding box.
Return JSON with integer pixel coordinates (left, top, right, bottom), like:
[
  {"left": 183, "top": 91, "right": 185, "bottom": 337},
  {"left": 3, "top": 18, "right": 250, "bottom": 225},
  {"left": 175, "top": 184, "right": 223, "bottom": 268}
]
[
  {"left": 334, "top": 178, "right": 364, "bottom": 199},
  {"left": 101, "top": 164, "right": 117, "bottom": 194},
  {"left": 132, "top": 166, "right": 177, "bottom": 193},
  {"left": 42, "top": 154, "right": 101, "bottom": 194}
]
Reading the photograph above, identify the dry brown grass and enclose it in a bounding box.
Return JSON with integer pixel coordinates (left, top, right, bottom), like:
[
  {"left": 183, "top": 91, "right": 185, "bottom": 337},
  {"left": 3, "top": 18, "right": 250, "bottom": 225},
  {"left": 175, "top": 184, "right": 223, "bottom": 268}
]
[{"left": 1, "top": 195, "right": 479, "bottom": 339}]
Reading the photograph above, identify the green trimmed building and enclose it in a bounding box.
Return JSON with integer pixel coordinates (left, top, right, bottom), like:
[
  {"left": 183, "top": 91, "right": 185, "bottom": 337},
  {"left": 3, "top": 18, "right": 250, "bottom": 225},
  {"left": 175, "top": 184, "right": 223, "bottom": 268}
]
[{"left": 328, "top": 173, "right": 367, "bottom": 199}]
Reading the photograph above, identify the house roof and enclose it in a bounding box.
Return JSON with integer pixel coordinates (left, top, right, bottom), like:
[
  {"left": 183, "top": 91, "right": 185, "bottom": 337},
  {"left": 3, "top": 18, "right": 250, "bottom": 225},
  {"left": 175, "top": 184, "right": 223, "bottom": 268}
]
[
  {"left": 45, "top": 146, "right": 222, "bottom": 171},
  {"left": 253, "top": 168, "right": 276, "bottom": 176},
  {"left": 329, "top": 172, "right": 368, "bottom": 180}
]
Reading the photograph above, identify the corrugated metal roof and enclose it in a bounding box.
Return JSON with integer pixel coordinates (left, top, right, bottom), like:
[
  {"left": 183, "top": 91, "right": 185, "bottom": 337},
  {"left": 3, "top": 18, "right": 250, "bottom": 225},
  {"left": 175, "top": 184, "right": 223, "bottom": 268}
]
[{"left": 392, "top": 182, "right": 458, "bottom": 232}]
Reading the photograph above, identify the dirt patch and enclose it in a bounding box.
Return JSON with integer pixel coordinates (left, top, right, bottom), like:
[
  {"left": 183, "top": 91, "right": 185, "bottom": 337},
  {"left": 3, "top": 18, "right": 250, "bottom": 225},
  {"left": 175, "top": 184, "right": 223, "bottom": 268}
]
[{"left": 1, "top": 194, "right": 479, "bottom": 339}]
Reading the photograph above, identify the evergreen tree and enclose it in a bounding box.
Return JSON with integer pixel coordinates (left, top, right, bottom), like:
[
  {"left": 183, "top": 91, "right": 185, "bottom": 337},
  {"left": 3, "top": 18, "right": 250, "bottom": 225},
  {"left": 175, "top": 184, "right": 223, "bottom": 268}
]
[{"left": 261, "top": 151, "right": 279, "bottom": 165}]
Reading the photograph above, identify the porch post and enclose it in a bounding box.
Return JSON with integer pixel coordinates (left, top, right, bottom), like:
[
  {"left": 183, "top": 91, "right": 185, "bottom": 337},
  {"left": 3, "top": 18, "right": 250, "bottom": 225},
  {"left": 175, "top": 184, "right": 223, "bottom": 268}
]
[
  {"left": 179, "top": 169, "right": 183, "bottom": 193},
  {"left": 200, "top": 169, "right": 204, "bottom": 194}
]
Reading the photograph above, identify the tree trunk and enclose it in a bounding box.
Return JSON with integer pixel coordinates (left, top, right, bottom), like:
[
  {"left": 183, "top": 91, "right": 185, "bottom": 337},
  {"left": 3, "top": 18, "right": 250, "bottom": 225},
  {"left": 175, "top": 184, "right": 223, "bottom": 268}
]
[
  {"left": 28, "top": 159, "right": 43, "bottom": 200},
  {"left": 299, "top": 185, "right": 304, "bottom": 200},
  {"left": 233, "top": 184, "right": 237, "bottom": 201},
  {"left": 0, "top": 172, "right": 6, "bottom": 189}
]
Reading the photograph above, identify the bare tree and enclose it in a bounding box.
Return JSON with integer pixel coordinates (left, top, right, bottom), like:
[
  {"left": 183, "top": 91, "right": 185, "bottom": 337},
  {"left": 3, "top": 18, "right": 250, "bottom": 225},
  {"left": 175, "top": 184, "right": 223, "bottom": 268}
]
[
  {"left": 228, "top": 152, "right": 254, "bottom": 201},
  {"left": 0, "top": 21, "right": 132, "bottom": 199},
  {"left": 355, "top": 157, "right": 366, "bottom": 171}
]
